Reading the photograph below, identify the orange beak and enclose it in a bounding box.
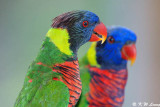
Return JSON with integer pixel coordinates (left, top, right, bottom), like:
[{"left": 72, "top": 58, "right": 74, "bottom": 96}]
[
  {"left": 89, "top": 22, "right": 107, "bottom": 44},
  {"left": 121, "top": 44, "right": 137, "bottom": 65}
]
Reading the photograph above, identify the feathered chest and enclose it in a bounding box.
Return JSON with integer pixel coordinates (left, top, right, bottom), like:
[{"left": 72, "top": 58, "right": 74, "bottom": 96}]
[
  {"left": 87, "top": 67, "right": 128, "bottom": 107},
  {"left": 53, "top": 60, "right": 82, "bottom": 107}
]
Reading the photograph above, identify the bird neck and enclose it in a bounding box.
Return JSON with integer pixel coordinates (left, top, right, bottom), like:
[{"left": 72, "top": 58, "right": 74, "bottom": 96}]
[
  {"left": 100, "top": 62, "right": 127, "bottom": 71},
  {"left": 87, "top": 67, "right": 128, "bottom": 107},
  {"left": 46, "top": 28, "right": 78, "bottom": 60}
]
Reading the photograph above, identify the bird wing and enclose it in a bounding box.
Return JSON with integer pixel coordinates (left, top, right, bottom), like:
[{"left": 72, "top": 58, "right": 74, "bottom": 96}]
[{"left": 14, "top": 71, "right": 70, "bottom": 107}]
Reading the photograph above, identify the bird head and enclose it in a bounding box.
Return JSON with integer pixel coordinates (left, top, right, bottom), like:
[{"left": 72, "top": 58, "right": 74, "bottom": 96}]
[
  {"left": 95, "top": 26, "right": 137, "bottom": 70},
  {"left": 52, "top": 10, "right": 107, "bottom": 52}
]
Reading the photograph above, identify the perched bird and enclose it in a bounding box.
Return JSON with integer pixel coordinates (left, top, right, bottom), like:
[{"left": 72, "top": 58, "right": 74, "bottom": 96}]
[
  {"left": 14, "top": 10, "right": 107, "bottom": 107},
  {"left": 76, "top": 26, "right": 137, "bottom": 107}
]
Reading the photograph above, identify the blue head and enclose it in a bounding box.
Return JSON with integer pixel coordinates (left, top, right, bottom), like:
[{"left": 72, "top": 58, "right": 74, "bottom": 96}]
[
  {"left": 52, "top": 10, "right": 107, "bottom": 53},
  {"left": 96, "top": 26, "right": 137, "bottom": 70}
]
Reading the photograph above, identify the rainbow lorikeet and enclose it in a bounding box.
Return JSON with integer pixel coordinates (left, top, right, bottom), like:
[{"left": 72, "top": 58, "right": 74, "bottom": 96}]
[
  {"left": 76, "top": 26, "right": 137, "bottom": 107},
  {"left": 14, "top": 10, "right": 107, "bottom": 107}
]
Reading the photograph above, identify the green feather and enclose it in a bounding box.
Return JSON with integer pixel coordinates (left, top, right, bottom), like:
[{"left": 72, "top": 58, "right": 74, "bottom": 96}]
[
  {"left": 76, "top": 54, "right": 91, "bottom": 107},
  {"left": 15, "top": 29, "right": 72, "bottom": 107}
]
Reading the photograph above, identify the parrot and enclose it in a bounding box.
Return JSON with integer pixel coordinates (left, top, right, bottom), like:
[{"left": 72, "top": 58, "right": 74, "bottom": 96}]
[
  {"left": 76, "top": 26, "right": 137, "bottom": 107},
  {"left": 14, "top": 10, "right": 107, "bottom": 107}
]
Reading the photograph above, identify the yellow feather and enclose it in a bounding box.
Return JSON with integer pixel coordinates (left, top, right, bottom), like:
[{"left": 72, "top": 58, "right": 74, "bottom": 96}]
[
  {"left": 46, "top": 28, "right": 73, "bottom": 55},
  {"left": 87, "top": 42, "right": 100, "bottom": 67}
]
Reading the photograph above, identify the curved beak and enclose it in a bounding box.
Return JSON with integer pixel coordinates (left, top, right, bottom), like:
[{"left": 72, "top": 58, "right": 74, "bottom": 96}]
[
  {"left": 89, "top": 22, "right": 107, "bottom": 44},
  {"left": 121, "top": 44, "right": 137, "bottom": 66}
]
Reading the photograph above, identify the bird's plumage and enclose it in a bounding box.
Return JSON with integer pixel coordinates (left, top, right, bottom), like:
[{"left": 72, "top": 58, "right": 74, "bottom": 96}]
[
  {"left": 76, "top": 26, "right": 137, "bottom": 107},
  {"left": 15, "top": 10, "right": 107, "bottom": 107},
  {"left": 15, "top": 36, "right": 71, "bottom": 107}
]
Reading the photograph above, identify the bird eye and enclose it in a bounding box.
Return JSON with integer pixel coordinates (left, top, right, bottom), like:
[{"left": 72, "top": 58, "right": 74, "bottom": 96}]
[
  {"left": 108, "top": 36, "right": 115, "bottom": 43},
  {"left": 82, "top": 21, "right": 89, "bottom": 27}
]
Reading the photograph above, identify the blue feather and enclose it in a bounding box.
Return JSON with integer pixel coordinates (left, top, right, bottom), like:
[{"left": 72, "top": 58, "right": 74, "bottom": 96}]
[{"left": 96, "top": 26, "right": 137, "bottom": 70}]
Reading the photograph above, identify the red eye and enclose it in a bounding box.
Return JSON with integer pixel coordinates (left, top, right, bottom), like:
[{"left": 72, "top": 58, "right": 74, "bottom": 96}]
[
  {"left": 82, "top": 21, "right": 89, "bottom": 27},
  {"left": 108, "top": 36, "right": 115, "bottom": 43}
]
